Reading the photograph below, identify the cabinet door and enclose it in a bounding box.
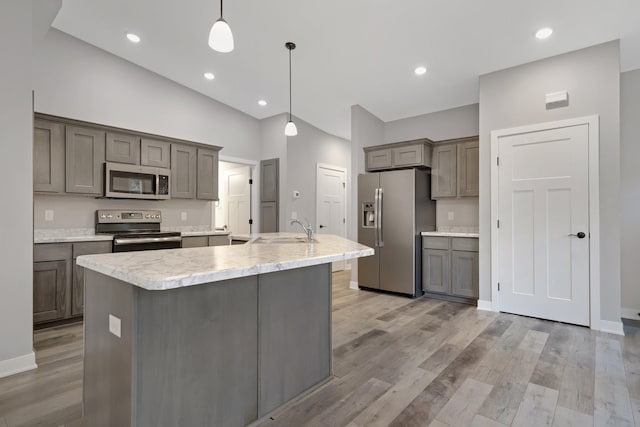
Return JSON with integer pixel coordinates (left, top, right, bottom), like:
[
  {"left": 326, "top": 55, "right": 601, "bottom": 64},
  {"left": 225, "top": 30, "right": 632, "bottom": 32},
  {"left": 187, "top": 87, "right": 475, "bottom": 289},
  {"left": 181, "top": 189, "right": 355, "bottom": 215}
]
[
  {"left": 106, "top": 132, "right": 140, "bottom": 165},
  {"left": 422, "top": 249, "right": 450, "bottom": 294},
  {"left": 72, "top": 241, "right": 112, "bottom": 316},
  {"left": 141, "top": 138, "right": 171, "bottom": 168},
  {"left": 392, "top": 144, "right": 423, "bottom": 167},
  {"left": 34, "top": 120, "right": 65, "bottom": 193},
  {"left": 33, "top": 260, "right": 67, "bottom": 324},
  {"left": 196, "top": 148, "right": 219, "bottom": 200},
  {"left": 209, "top": 235, "right": 230, "bottom": 246},
  {"left": 171, "top": 144, "right": 196, "bottom": 199},
  {"left": 451, "top": 251, "right": 479, "bottom": 298},
  {"left": 261, "top": 202, "right": 278, "bottom": 232},
  {"left": 181, "top": 236, "right": 209, "bottom": 248},
  {"left": 365, "top": 149, "right": 392, "bottom": 171},
  {"left": 457, "top": 139, "right": 479, "bottom": 197},
  {"left": 431, "top": 144, "right": 457, "bottom": 198},
  {"left": 260, "top": 158, "right": 279, "bottom": 202},
  {"left": 65, "top": 126, "right": 105, "bottom": 194}
]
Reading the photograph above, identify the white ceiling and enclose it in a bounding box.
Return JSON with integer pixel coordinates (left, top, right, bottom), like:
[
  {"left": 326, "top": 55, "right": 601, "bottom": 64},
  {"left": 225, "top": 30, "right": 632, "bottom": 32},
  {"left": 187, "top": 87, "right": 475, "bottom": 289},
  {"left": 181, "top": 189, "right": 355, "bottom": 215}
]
[{"left": 52, "top": 0, "right": 640, "bottom": 139}]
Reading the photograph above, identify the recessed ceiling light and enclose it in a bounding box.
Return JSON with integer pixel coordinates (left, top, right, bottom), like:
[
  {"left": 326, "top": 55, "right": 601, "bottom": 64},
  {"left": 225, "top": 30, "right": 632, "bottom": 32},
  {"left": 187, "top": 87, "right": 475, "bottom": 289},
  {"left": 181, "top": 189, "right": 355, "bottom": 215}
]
[
  {"left": 258, "top": 100, "right": 268, "bottom": 107},
  {"left": 414, "top": 66, "right": 427, "bottom": 76},
  {"left": 535, "top": 27, "right": 553, "bottom": 40},
  {"left": 204, "top": 72, "right": 215, "bottom": 80},
  {"left": 126, "top": 33, "right": 141, "bottom": 43}
]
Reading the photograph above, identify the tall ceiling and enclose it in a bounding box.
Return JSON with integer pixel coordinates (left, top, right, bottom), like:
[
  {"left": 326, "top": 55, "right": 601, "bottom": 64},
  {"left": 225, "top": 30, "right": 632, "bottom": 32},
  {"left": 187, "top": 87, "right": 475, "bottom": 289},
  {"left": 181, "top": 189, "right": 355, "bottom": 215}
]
[{"left": 52, "top": 0, "right": 640, "bottom": 139}]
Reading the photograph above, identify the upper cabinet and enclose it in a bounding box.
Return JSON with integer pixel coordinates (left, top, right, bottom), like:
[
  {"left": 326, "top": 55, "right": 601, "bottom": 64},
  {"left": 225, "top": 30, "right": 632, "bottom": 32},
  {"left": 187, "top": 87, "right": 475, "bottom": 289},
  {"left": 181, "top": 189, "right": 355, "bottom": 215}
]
[
  {"left": 65, "top": 126, "right": 105, "bottom": 195},
  {"left": 171, "top": 144, "right": 197, "bottom": 199},
  {"left": 196, "top": 148, "right": 219, "bottom": 201},
  {"left": 141, "top": 138, "right": 171, "bottom": 169},
  {"left": 431, "top": 137, "right": 479, "bottom": 199},
  {"left": 363, "top": 139, "right": 433, "bottom": 172},
  {"left": 33, "top": 119, "right": 65, "bottom": 194},
  {"left": 106, "top": 132, "right": 140, "bottom": 165}
]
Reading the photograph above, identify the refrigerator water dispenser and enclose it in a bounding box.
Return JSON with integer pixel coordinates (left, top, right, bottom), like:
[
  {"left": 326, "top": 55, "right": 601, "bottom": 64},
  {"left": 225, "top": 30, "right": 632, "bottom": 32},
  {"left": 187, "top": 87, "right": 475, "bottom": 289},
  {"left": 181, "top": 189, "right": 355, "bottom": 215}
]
[{"left": 362, "top": 203, "right": 375, "bottom": 228}]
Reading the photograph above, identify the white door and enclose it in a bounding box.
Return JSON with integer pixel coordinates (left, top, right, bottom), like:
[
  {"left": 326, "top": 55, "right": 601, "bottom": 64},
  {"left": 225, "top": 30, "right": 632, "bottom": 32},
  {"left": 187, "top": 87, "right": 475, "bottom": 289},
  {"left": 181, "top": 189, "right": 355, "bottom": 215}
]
[
  {"left": 498, "top": 124, "right": 590, "bottom": 326},
  {"left": 316, "top": 164, "right": 346, "bottom": 271},
  {"left": 225, "top": 166, "right": 251, "bottom": 235}
]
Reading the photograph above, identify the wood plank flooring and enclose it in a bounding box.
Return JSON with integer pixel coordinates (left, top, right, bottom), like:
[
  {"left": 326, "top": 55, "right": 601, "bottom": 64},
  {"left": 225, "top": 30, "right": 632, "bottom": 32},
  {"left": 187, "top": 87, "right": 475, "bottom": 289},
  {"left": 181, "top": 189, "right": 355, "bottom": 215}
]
[{"left": 2, "top": 270, "right": 640, "bottom": 426}]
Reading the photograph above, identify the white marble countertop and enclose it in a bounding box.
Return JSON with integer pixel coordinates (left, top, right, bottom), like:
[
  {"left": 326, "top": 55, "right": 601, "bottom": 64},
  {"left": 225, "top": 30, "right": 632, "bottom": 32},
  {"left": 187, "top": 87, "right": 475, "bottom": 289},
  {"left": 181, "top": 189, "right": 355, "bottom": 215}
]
[
  {"left": 77, "top": 233, "right": 374, "bottom": 291},
  {"left": 180, "top": 230, "right": 231, "bottom": 237},
  {"left": 34, "top": 229, "right": 114, "bottom": 244},
  {"left": 421, "top": 231, "right": 479, "bottom": 238}
]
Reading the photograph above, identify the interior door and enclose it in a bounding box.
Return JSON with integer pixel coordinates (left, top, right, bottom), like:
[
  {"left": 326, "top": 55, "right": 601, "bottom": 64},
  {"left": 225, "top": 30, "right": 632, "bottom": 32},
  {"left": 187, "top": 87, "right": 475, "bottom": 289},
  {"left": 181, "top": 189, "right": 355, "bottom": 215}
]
[
  {"left": 498, "top": 124, "right": 590, "bottom": 326},
  {"left": 358, "top": 173, "right": 380, "bottom": 289},
  {"left": 316, "top": 165, "right": 346, "bottom": 271},
  {"left": 225, "top": 166, "right": 251, "bottom": 235}
]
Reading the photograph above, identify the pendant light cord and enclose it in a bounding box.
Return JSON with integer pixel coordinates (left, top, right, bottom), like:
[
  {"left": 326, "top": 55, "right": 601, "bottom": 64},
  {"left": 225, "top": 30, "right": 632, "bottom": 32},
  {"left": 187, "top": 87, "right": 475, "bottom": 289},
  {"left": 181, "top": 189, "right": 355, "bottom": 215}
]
[
  {"left": 289, "top": 48, "right": 292, "bottom": 121},
  {"left": 220, "top": 0, "right": 223, "bottom": 18}
]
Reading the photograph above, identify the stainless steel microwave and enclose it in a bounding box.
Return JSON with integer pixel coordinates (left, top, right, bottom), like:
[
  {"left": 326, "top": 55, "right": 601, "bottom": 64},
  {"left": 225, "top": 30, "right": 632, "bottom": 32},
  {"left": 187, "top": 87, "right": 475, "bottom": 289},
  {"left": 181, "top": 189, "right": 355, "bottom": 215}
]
[{"left": 104, "top": 162, "right": 170, "bottom": 200}]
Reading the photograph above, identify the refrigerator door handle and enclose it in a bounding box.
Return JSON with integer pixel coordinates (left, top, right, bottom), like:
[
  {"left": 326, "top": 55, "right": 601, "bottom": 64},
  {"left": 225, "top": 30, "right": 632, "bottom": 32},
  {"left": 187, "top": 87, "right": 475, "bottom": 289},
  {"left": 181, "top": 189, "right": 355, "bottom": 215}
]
[
  {"left": 374, "top": 188, "right": 379, "bottom": 247},
  {"left": 378, "top": 188, "right": 384, "bottom": 247}
]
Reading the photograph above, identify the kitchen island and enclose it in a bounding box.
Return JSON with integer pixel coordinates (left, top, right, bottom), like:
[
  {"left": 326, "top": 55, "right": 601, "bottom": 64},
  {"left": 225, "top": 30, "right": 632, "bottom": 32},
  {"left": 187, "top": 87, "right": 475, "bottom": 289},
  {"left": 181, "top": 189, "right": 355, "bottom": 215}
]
[{"left": 77, "top": 233, "right": 373, "bottom": 427}]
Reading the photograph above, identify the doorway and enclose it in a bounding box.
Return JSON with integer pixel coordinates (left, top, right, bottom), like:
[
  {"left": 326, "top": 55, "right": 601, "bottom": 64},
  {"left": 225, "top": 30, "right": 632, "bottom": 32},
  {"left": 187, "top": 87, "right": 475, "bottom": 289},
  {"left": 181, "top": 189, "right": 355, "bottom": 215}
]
[
  {"left": 217, "top": 160, "right": 253, "bottom": 235},
  {"left": 316, "top": 163, "right": 347, "bottom": 271},
  {"left": 491, "top": 116, "right": 600, "bottom": 327}
]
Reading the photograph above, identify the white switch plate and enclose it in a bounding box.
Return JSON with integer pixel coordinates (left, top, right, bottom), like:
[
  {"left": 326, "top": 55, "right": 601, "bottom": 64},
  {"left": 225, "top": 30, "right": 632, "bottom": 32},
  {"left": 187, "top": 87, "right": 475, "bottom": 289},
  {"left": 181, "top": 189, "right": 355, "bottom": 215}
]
[
  {"left": 109, "top": 314, "right": 121, "bottom": 338},
  {"left": 291, "top": 211, "right": 298, "bottom": 220},
  {"left": 45, "top": 210, "right": 54, "bottom": 222},
  {"left": 448, "top": 211, "right": 455, "bottom": 221},
  {"left": 181, "top": 212, "right": 187, "bottom": 221}
]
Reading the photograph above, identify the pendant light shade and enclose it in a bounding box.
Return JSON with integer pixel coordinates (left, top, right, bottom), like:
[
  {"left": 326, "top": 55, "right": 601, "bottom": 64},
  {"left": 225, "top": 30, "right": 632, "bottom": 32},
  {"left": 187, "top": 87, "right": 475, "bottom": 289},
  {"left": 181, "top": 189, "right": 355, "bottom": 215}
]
[
  {"left": 285, "top": 42, "right": 297, "bottom": 136},
  {"left": 209, "top": 1, "right": 234, "bottom": 53}
]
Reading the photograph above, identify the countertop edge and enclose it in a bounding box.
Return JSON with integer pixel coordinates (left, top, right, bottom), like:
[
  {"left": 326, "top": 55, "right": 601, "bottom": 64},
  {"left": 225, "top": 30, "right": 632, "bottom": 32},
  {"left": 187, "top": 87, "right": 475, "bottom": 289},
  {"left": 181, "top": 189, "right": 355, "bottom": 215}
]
[{"left": 420, "top": 232, "right": 479, "bottom": 238}]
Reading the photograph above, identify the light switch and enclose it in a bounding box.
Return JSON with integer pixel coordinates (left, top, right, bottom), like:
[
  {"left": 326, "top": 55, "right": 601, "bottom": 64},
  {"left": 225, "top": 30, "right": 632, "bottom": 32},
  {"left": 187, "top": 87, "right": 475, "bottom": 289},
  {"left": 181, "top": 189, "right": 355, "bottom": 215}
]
[
  {"left": 291, "top": 211, "right": 298, "bottom": 220},
  {"left": 448, "top": 211, "right": 455, "bottom": 221},
  {"left": 45, "top": 210, "right": 54, "bottom": 222},
  {"left": 181, "top": 212, "right": 187, "bottom": 221},
  {"left": 109, "top": 314, "right": 121, "bottom": 338}
]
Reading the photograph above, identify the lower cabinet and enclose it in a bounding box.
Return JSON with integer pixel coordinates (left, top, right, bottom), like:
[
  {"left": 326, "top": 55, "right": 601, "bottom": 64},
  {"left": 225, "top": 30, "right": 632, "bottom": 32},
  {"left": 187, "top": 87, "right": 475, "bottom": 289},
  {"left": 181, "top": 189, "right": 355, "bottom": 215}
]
[
  {"left": 422, "top": 236, "right": 478, "bottom": 303},
  {"left": 34, "top": 241, "right": 112, "bottom": 326},
  {"left": 182, "top": 235, "right": 231, "bottom": 248}
]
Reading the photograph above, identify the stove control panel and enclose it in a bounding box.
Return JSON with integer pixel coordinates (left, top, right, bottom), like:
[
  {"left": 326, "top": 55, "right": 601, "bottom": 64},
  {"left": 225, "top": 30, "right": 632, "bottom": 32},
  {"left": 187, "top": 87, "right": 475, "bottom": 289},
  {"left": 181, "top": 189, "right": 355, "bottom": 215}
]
[{"left": 96, "top": 210, "right": 162, "bottom": 224}]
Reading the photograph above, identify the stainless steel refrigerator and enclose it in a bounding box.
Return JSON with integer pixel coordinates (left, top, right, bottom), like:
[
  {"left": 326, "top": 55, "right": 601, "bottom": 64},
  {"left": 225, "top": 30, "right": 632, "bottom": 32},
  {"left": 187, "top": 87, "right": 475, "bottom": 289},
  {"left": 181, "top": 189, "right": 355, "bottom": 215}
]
[{"left": 358, "top": 168, "right": 436, "bottom": 297}]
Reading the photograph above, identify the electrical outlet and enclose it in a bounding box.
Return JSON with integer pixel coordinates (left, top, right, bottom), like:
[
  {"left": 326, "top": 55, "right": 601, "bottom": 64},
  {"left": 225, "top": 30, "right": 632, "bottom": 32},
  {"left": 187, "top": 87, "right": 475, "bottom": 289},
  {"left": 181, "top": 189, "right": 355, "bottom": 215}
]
[
  {"left": 109, "top": 314, "right": 121, "bottom": 338},
  {"left": 448, "top": 211, "right": 455, "bottom": 221},
  {"left": 45, "top": 210, "right": 54, "bottom": 222},
  {"left": 291, "top": 211, "right": 298, "bottom": 220},
  {"left": 181, "top": 212, "right": 187, "bottom": 221}
]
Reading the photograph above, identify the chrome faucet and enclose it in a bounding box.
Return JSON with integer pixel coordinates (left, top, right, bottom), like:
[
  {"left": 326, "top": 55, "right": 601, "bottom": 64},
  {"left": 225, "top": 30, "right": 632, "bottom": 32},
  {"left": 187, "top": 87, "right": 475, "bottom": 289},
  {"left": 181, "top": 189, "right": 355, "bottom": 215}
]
[{"left": 291, "top": 219, "right": 315, "bottom": 241}]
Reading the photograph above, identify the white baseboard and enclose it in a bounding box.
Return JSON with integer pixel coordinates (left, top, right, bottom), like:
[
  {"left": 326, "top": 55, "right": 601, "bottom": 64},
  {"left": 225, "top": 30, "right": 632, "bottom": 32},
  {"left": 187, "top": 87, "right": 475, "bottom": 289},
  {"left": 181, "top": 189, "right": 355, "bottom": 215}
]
[
  {"left": 0, "top": 351, "right": 37, "bottom": 379},
  {"left": 345, "top": 262, "right": 352, "bottom": 271},
  {"left": 621, "top": 308, "right": 640, "bottom": 320},
  {"left": 599, "top": 319, "right": 625, "bottom": 336},
  {"left": 476, "top": 300, "right": 496, "bottom": 312},
  {"left": 349, "top": 281, "right": 359, "bottom": 290}
]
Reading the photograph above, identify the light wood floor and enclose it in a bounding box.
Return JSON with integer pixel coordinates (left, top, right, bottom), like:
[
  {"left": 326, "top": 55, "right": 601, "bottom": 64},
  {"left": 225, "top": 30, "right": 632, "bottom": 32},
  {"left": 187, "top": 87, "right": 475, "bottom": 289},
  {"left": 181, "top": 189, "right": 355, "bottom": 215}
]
[{"left": 2, "top": 270, "right": 640, "bottom": 426}]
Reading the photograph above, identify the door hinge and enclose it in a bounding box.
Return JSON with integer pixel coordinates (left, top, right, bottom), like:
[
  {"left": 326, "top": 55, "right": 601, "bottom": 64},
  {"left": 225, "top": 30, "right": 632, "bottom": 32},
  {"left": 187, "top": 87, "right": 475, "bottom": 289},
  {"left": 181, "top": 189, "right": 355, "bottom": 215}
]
[
  {"left": 497, "top": 157, "right": 500, "bottom": 166},
  {"left": 249, "top": 179, "right": 253, "bottom": 185},
  {"left": 343, "top": 218, "right": 346, "bottom": 224},
  {"left": 248, "top": 219, "right": 253, "bottom": 225},
  {"left": 497, "top": 219, "right": 500, "bottom": 228},
  {"left": 498, "top": 282, "right": 500, "bottom": 291},
  {"left": 342, "top": 182, "right": 346, "bottom": 188}
]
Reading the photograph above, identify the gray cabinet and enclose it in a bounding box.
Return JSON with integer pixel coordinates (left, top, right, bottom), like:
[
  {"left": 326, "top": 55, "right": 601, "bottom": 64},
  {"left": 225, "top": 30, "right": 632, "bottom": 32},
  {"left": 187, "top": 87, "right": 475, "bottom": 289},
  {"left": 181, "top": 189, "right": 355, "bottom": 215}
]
[
  {"left": 431, "top": 137, "right": 479, "bottom": 199},
  {"left": 141, "top": 138, "right": 171, "bottom": 168},
  {"left": 364, "top": 139, "right": 433, "bottom": 172},
  {"left": 33, "top": 119, "right": 65, "bottom": 193},
  {"left": 71, "top": 241, "right": 112, "bottom": 316},
  {"left": 209, "top": 235, "right": 229, "bottom": 246},
  {"left": 422, "top": 236, "right": 478, "bottom": 303},
  {"left": 457, "top": 139, "right": 479, "bottom": 197},
  {"left": 261, "top": 159, "right": 279, "bottom": 232},
  {"left": 181, "top": 236, "right": 209, "bottom": 248},
  {"left": 171, "top": 144, "right": 197, "bottom": 199},
  {"left": 196, "top": 148, "right": 219, "bottom": 200},
  {"left": 33, "top": 243, "right": 72, "bottom": 325},
  {"left": 65, "top": 126, "right": 105, "bottom": 195},
  {"left": 106, "top": 132, "right": 140, "bottom": 165},
  {"left": 261, "top": 202, "right": 278, "bottom": 233}
]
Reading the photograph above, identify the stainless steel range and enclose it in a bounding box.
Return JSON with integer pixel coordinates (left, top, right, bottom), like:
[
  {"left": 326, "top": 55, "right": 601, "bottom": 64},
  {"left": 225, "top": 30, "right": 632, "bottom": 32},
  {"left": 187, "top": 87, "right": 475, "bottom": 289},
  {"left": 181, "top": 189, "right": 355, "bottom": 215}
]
[{"left": 95, "top": 209, "right": 182, "bottom": 252}]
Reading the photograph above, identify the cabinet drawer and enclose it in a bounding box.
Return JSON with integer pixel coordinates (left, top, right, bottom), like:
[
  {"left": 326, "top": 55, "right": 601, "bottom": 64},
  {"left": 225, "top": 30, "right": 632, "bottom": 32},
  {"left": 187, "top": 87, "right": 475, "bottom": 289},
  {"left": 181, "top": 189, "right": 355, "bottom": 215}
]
[
  {"left": 73, "top": 241, "right": 113, "bottom": 258},
  {"left": 34, "top": 243, "right": 72, "bottom": 262},
  {"left": 182, "top": 236, "right": 209, "bottom": 248},
  {"left": 209, "top": 235, "right": 230, "bottom": 246},
  {"left": 451, "top": 238, "right": 479, "bottom": 252},
  {"left": 422, "top": 236, "right": 450, "bottom": 250}
]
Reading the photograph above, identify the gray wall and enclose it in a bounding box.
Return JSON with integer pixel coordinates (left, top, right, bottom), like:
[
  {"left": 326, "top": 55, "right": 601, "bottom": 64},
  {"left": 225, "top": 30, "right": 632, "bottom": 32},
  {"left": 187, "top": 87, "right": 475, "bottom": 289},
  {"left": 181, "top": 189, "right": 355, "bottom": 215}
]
[
  {"left": 285, "top": 117, "right": 351, "bottom": 232},
  {"left": 479, "top": 41, "right": 621, "bottom": 322},
  {"left": 383, "top": 104, "right": 479, "bottom": 143},
  {"left": 0, "top": 0, "right": 34, "bottom": 372},
  {"left": 33, "top": 29, "right": 262, "bottom": 161},
  {"left": 621, "top": 68, "right": 640, "bottom": 318}
]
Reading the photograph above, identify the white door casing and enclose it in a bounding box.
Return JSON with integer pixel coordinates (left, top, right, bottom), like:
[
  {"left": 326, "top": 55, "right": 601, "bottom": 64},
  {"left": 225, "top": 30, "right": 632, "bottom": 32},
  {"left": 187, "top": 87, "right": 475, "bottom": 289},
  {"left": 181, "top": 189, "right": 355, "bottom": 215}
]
[
  {"left": 316, "top": 163, "right": 347, "bottom": 271},
  {"left": 490, "top": 116, "right": 600, "bottom": 329}
]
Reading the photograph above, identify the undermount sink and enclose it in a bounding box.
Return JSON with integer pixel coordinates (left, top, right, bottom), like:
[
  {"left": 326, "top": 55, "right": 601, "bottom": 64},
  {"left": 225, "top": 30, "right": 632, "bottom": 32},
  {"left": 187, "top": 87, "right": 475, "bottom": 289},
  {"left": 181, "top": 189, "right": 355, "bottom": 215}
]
[{"left": 251, "top": 236, "right": 312, "bottom": 244}]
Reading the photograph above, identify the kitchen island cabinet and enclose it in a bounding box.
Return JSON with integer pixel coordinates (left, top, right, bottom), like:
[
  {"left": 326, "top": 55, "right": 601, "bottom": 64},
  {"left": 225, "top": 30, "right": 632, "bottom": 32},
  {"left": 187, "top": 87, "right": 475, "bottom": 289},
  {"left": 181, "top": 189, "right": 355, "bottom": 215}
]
[{"left": 77, "top": 233, "right": 373, "bottom": 427}]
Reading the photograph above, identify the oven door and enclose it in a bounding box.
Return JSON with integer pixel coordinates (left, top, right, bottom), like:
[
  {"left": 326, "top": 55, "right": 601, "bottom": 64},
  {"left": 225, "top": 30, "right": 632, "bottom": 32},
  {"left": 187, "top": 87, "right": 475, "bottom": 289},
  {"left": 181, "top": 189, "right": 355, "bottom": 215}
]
[
  {"left": 104, "top": 162, "right": 170, "bottom": 200},
  {"left": 113, "top": 236, "right": 182, "bottom": 252}
]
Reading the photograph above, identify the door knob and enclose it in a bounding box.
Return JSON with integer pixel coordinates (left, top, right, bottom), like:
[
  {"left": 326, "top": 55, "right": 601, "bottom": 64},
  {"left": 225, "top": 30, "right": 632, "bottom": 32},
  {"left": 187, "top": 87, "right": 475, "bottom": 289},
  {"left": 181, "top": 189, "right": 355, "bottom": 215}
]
[
  {"left": 319, "top": 225, "right": 326, "bottom": 229},
  {"left": 568, "top": 232, "right": 586, "bottom": 239}
]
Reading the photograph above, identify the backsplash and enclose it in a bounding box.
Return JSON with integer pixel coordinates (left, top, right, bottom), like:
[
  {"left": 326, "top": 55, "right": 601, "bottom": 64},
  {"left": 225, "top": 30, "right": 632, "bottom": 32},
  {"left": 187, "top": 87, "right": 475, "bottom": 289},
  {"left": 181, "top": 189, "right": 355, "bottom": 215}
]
[
  {"left": 435, "top": 198, "right": 479, "bottom": 232},
  {"left": 34, "top": 195, "right": 213, "bottom": 230}
]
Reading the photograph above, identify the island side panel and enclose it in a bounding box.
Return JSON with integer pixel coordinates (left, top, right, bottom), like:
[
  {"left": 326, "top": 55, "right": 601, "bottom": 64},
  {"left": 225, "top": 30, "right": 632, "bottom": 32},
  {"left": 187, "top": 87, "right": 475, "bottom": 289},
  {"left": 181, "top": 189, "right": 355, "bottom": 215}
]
[
  {"left": 84, "top": 270, "right": 134, "bottom": 426},
  {"left": 134, "top": 276, "right": 259, "bottom": 427},
  {"left": 258, "top": 263, "right": 332, "bottom": 416}
]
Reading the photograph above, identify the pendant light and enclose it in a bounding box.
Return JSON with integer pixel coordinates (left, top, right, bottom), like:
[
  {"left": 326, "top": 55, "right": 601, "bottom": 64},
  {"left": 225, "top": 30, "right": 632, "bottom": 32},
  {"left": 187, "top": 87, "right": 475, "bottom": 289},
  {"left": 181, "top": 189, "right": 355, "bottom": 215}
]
[
  {"left": 208, "top": 0, "right": 234, "bottom": 53},
  {"left": 284, "top": 42, "right": 298, "bottom": 136}
]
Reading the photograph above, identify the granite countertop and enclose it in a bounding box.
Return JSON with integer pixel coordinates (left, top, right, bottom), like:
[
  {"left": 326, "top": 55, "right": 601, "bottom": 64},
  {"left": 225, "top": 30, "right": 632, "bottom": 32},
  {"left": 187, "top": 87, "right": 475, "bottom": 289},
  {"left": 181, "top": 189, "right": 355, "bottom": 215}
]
[
  {"left": 421, "top": 231, "right": 479, "bottom": 238},
  {"left": 77, "top": 233, "right": 374, "bottom": 291},
  {"left": 34, "top": 228, "right": 231, "bottom": 243},
  {"left": 180, "top": 230, "right": 231, "bottom": 237}
]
